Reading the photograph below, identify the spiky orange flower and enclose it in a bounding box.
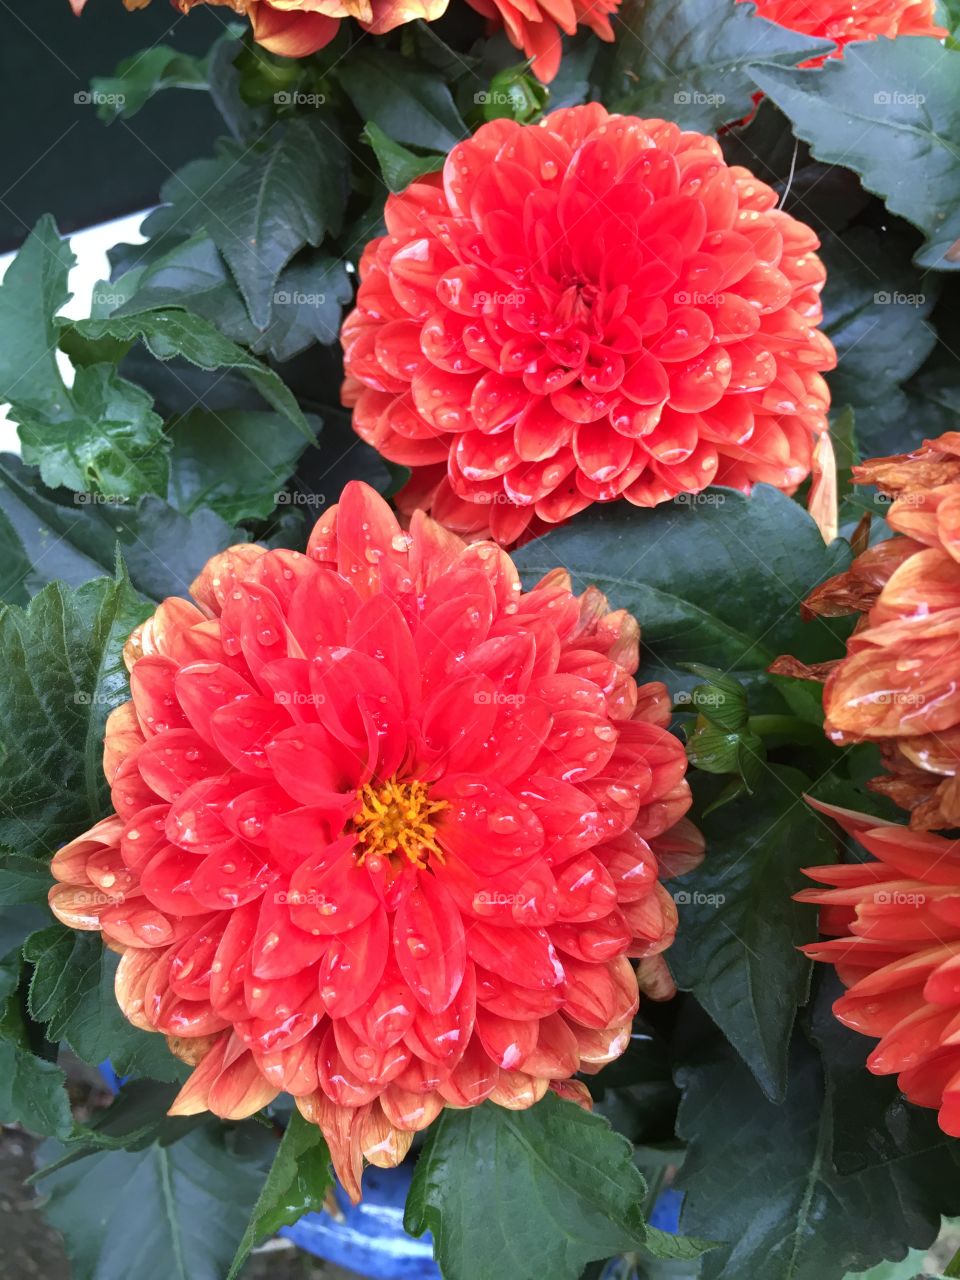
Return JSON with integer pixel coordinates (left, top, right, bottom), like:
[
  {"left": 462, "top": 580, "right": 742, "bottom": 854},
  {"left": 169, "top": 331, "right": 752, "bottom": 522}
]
[
  {"left": 744, "top": 0, "right": 946, "bottom": 65},
  {"left": 72, "top": 0, "right": 448, "bottom": 55},
  {"left": 48, "top": 481, "right": 701, "bottom": 1197},
  {"left": 464, "top": 0, "right": 619, "bottom": 83},
  {"left": 786, "top": 433, "right": 960, "bottom": 830},
  {"left": 799, "top": 799, "right": 960, "bottom": 1136},
  {"left": 341, "top": 105, "right": 836, "bottom": 546}
]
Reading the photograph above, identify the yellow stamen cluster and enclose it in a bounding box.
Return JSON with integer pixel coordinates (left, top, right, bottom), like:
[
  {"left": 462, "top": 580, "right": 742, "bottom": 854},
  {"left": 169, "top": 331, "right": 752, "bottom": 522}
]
[{"left": 353, "top": 777, "right": 448, "bottom": 869}]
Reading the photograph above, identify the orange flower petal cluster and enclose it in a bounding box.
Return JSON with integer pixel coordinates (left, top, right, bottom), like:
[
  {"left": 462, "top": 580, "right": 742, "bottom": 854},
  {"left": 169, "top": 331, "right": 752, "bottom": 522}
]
[
  {"left": 796, "top": 433, "right": 960, "bottom": 830},
  {"left": 341, "top": 105, "right": 836, "bottom": 546},
  {"left": 464, "top": 0, "right": 619, "bottom": 83},
  {"left": 48, "top": 481, "right": 701, "bottom": 1198},
  {"left": 800, "top": 799, "right": 960, "bottom": 1136},
  {"left": 744, "top": 0, "right": 946, "bottom": 65},
  {"left": 73, "top": 0, "right": 448, "bottom": 56}
]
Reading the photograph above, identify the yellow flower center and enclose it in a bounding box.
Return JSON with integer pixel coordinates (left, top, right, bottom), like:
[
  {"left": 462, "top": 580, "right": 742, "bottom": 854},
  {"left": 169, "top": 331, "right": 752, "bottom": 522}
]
[{"left": 353, "top": 777, "right": 448, "bottom": 870}]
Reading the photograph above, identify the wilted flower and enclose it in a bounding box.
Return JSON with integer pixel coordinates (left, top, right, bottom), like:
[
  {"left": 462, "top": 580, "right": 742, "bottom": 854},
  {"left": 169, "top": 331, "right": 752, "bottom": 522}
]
[
  {"left": 341, "top": 105, "right": 836, "bottom": 545},
  {"left": 49, "top": 481, "right": 701, "bottom": 1197},
  {"left": 73, "top": 0, "right": 449, "bottom": 55},
  {"left": 799, "top": 799, "right": 960, "bottom": 1136},
  {"left": 464, "top": 0, "right": 619, "bottom": 83},
  {"left": 778, "top": 433, "right": 960, "bottom": 830},
  {"left": 745, "top": 0, "right": 946, "bottom": 64}
]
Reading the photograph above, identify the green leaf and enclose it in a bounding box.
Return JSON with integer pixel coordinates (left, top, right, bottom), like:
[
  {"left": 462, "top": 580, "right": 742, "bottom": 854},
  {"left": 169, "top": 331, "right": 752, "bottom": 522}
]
[
  {"left": 144, "top": 121, "right": 348, "bottom": 330},
  {"left": 685, "top": 722, "right": 765, "bottom": 791},
  {"left": 0, "top": 215, "right": 74, "bottom": 411},
  {"left": 167, "top": 407, "right": 317, "bottom": 524},
  {"left": 406, "top": 1094, "right": 656, "bottom": 1280},
  {"left": 0, "top": 975, "right": 73, "bottom": 1139},
  {"left": 0, "top": 1037, "right": 73, "bottom": 1139},
  {"left": 752, "top": 40, "right": 960, "bottom": 270},
  {"left": 0, "top": 853, "right": 55, "bottom": 906},
  {"left": 339, "top": 50, "right": 468, "bottom": 151},
  {"left": 679, "top": 666, "right": 749, "bottom": 732},
  {"left": 17, "top": 363, "right": 169, "bottom": 501},
  {"left": 64, "top": 310, "right": 311, "bottom": 441},
  {"left": 0, "top": 507, "right": 31, "bottom": 605},
  {"left": 262, "top": 251, "right": 353, "bottom": 360},
  {"left": 113, "top": 234, "right": 351, "bottom": 363},
  {"left": 362, "top": 121, "right": 445, "bottom": 193},
  {"left": 59, "top": 1081, "right": 201, "bottom": 1156},
  {"left": 675, "top": 1023, "right": 960, "bottom": 1279},
  {"left": 512, "top": 485, "right": 850, "bottom": 691},
  {"left": 844, "top": 1252, "right": 933, "bottom": 1280},
  {"left": 90, "top": 45, "right": 209, "bottom": 122},
  {"left": 603, "top": 0, "right": 832, "bottom": 132},
  {"left": 666, "top": 766, "right": 828, "bottom": 1098},
  {"left": 820, "top": 227, "right": 940, "bottom": 457},
  {"left": 0, "top": 454, "right": 243, "bottom": 602},
  {"left": 35, "top": 1122, "right": 273, "bottom": 1280},
  {"left": 24, "top": 927, "right": 185, "bottom": 1081},
  {"left": 0, "top": 568, "right": 150, "bottom": 856},
  {"left": 226, "top": 1112, "right": 331, "bottom": 1279},
  {"left": 643, "top": 1226, "right": 719, "bottom": 1262}
]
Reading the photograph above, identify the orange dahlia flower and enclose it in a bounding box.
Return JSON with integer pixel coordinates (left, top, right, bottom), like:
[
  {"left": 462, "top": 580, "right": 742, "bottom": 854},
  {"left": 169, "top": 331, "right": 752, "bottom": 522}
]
[
  {"left": 72, "top": 0, "right": 447, "bottom": 56},
  {"left": 791, "top": 433, "right": 960, "bottom": 830},
  {"left": 464, "top": 0, "right": 618, "bottom": 83},
  {"left": 743, "top": 0, "right": 946, "bottom": 64},
  {"left": 799, "top": 799, "right": 960, "bottom": 1137},
  {"left": 341, "top": 105, "right": 836, "bottom": 546},
  {"left": 48, "top": 481, "right": 700, "bottom": 1197}
]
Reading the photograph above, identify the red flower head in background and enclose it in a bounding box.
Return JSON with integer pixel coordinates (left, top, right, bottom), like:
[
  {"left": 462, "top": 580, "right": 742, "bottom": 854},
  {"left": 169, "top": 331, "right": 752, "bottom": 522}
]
[
  {"left": 777, "top": 433, "right": 960, "bottom": 831},
  {"left": 744, "top": 0, "right": 946, "bottom": 65},
  {"left": 71, "top": 0, "right": 449, "bottom": 56},
  {"left": 799, "top": 800, "right": 960, "bottom": 1136},
  {"left": 464, "top": 0, "right": 619, "bottom": 83},
  {"left": 341, "top": 105, "right": 836, "bottom": 546},
  {"left": 48, "top": 482, "right": 701, "bottom": 1197}
]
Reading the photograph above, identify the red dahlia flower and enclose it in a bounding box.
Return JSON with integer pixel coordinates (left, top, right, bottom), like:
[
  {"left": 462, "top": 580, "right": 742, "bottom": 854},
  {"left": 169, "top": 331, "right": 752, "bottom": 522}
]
[
  {"left": 48, "top": 482, "right": 701, "bottom": 1197},
  {"left": 744, "top": 0, "right": 946, "bottom": 65},
  {"left": 464, "top": 0, "right": 618, "bottom": 83},
  {"left": 775, "top": 433, "right": 960, "bottom": 831},
  {"left": 341, "top": 105, "right": 836, "bottom": 546},
  {"left": 799, "top": 800, "right": 960, "bottom": 1136}
]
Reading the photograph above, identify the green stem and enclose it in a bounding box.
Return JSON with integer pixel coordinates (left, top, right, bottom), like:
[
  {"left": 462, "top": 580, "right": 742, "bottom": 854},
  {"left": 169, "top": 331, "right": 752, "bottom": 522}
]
[
  {"left": 748, "top": 715, "right": 824, "bottom": 744},
  {"left": 944, "top": 1243, "right": 960, "bottom": 1278}
]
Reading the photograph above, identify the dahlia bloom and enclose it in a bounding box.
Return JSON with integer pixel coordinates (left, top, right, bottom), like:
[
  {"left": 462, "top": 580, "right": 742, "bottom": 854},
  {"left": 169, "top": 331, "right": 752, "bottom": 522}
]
[
  {"left": 464, "top": 0, "right": 618, "bottom": 83},
  {"left": 743, "top": 0, "right": 946, "bottom": 65},
  {"left": 48, "top": 481, "right": 700, "bottom": 1197},
  {"left": 341, "top": 105, "right": 836, "bottom": 545},
  {"left": 72, "top": 0, "right": 447, "bottom": 55},
  {"left": 799, "top": 799, "right": 960, "bottom": 1136},
  {"left": 784, "top": 433, "right": 960, "bottom": 830}
]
